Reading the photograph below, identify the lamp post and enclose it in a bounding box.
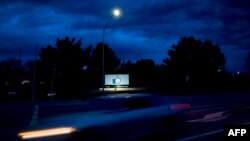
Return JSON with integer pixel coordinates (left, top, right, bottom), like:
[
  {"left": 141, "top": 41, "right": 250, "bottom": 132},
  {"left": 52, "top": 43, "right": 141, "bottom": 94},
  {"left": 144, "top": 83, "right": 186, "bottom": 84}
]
[{"left": 102, "top": 8, "right": 121, "bottom": 93}]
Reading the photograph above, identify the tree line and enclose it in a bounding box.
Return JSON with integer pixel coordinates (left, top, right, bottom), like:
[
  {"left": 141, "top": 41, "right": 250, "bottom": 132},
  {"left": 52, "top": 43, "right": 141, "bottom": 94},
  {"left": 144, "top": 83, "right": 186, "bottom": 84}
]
[{"left": 1, "top": 36, "right": 250, "bottom": 100}]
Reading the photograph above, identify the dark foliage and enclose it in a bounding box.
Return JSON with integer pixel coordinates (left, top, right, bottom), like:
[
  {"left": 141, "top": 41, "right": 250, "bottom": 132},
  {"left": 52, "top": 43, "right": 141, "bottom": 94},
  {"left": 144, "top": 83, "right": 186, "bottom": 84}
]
[
  {"left": 0, "top": 58, "right": 28, "bottom": 100},
  {"left": 36, "top": 37, "right": 90, "bottom": 99},
  {"left": 245, "top": 52, "right": 250, "bottom": 73},
  {"left": 119, "top": 59, "right": 156, "bottom": 87},
  {"left": 163, "top": 36, "right": 226, "bottom": 90},
  {"left": 2, "top": 36, "right": 250, "bottom": 101},
  {"left": 87, "top": 42, "right": 121, "bottom": 87}
]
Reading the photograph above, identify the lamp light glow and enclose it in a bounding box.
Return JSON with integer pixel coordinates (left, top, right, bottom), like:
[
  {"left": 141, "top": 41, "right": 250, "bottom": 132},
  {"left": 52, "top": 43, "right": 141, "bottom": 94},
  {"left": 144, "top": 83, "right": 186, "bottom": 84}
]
[{"left": 113, "top": 9, "right": 121, "bottom": 17}]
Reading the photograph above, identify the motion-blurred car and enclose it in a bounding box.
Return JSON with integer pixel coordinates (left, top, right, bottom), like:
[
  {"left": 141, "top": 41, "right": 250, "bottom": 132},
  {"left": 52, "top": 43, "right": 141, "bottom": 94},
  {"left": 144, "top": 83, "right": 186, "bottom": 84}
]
[{"left": 18, "top": 93, "right": 189, "bottom": 141}]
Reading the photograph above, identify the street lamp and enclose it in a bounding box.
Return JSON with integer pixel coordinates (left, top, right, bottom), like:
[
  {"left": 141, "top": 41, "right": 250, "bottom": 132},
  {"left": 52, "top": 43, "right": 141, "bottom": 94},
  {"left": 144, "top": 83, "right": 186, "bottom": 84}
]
[
  {"left": 102, "top": 8, "right": 121, "bottom": 93},
  {"left": 113, "top": 9, "right": 121, "bottom": 17}
]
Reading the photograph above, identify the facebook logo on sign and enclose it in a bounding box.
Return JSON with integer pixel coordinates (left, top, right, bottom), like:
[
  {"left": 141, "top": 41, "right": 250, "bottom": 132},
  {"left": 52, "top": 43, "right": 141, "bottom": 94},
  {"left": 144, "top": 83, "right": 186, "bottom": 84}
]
[
  {"left": 224, "top": 124, "right": 249, "bottom": 141},
  {"left": 105, "top": 74, "right": 129, "bottom": 86},
  {"left": 112, "top": 76, "right": 121, "bottom": 84}
]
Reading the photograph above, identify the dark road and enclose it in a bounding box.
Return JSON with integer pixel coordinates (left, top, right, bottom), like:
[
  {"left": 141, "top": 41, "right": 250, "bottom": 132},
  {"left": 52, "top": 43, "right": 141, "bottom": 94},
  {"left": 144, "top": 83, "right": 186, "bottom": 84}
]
[{"left": 1, "top": 92, "right": 250, "bottom": 141}]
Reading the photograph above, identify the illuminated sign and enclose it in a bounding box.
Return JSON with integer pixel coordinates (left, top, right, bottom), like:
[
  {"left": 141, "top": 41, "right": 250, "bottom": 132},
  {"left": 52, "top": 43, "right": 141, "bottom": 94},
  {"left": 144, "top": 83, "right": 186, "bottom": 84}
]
[{"left": 105, "top": 74, "right": 129, "bottom": 86}]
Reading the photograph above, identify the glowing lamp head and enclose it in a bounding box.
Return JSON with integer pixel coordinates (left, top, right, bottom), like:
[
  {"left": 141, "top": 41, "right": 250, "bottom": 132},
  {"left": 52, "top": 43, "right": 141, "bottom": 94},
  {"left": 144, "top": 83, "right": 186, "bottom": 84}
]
[{"left": 113, "top": 9, "right": 121, "bottom": 17}]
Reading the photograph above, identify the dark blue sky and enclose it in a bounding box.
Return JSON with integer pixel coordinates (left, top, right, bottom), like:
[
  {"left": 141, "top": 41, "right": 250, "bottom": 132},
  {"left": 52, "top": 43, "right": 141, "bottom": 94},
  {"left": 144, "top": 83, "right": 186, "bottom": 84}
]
[{"left": 0, "top": 0, "right": 250, "bottom": 72}]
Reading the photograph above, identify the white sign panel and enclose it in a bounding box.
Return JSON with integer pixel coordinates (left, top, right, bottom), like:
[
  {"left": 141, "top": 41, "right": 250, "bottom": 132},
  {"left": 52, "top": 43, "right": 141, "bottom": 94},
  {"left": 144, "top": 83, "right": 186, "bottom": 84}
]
[{"left": 105, "top": 74, "right": 129, "bottom": 86}]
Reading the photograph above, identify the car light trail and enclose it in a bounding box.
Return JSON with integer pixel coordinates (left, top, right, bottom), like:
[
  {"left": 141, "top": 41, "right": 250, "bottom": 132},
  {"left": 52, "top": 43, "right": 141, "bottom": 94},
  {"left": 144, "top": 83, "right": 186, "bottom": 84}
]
[
  {"left": 170, "top": 103, "right": 191, "bottom": 110},
  {"left": 18, "top": 127, "right": 76, "bottom": 140}
]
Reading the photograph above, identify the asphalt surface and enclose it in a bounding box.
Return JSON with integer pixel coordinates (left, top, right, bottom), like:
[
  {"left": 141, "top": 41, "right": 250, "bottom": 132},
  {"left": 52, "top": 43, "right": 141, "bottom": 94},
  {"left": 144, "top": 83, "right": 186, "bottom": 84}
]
[{"left": 0, "top": 91, "right": 250, "bottom": 141}]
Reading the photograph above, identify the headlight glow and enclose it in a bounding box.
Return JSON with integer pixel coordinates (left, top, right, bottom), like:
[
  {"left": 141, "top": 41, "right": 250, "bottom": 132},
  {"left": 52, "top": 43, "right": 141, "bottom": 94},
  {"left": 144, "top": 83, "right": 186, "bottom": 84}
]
[{"left": 18, "top": 127, "right": 76, "bottom": 140}]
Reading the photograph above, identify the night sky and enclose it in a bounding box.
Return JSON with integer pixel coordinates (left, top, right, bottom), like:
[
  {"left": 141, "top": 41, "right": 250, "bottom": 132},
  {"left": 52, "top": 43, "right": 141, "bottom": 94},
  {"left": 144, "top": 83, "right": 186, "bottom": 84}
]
[{"left": 0, "top": 0, "right": 250, "bottom": 72}]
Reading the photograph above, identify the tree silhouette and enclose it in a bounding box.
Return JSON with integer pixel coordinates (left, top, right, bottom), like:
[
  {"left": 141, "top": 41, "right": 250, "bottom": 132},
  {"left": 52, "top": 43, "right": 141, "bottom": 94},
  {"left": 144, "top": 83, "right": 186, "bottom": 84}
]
[
  {"left": 87, "top": 43, "right": 120, "bottom": 87},
  {"left": 56, "top": 37, "right": 90, "bottom": 98},
  {"left": 0, "top": 58, "right": 25, "bottom": 99},
  {"left": 245, "top": 52, "right": 250, "bottom": 73},
  {"left": 134, "top": 59, "right": 156, "bottom": 86},
  {"left": 119, "top": 60, "right": 133, "bottom": 74},
  {"left": 38, "top": 37, "right": 91, "bottom": 99},
  {"left": 119, "top": 59, "right": 156, "bottom": 87},
  {"left": 0, "top": 58, "right": 23, "bottom": 83},
  {"left": 88, "top": 43, "right": 120, "bottom": 73},
  {"left": 163, "top": 36, "right": 226, "bottom": 89},
  {"left": 39, "top": 45, "right": 57, "bottom": 83}
]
